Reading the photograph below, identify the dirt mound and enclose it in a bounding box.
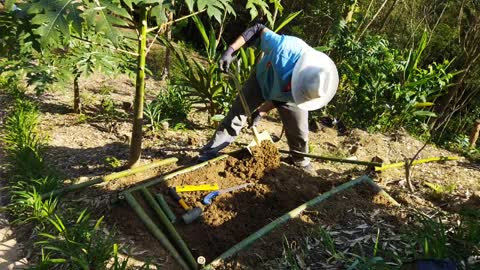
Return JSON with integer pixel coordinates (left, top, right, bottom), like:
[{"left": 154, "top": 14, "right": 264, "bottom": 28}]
[{"left": 226, "top": 141, "right": 280, "bottom": 180}]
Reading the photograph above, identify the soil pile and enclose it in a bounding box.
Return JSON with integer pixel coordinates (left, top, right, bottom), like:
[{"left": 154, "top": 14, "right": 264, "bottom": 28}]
[{"left": 226, "top": 140, "right": 280, "bottom": 180}]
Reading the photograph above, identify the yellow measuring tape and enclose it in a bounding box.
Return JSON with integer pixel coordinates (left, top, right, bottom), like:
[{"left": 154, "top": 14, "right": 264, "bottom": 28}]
[{"left": 176, "top": 184, "right": 219, "bottom": 192}]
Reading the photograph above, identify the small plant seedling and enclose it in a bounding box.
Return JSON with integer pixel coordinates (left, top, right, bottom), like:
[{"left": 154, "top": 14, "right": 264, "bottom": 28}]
[
  {"left": 424, "top": 181, "right": 456, "bottom": 199},
  {"left": 105, "top": 156, "right": 122, "bottom": 169}
]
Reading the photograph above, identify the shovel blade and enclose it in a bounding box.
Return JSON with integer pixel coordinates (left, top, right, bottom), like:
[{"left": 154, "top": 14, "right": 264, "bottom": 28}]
[{"left": 246, "top": 131, "right": 273, "bottom": 154}]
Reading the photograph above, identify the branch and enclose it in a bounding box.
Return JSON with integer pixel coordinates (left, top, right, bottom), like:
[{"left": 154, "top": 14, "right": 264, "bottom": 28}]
[
  {"left": 357, "top": 0, "right": 389, "bottom": 41},
  {"left": 405, "top": 141, "right": 429, "bottom": 192},
  {"left": 146, "top": 9, "right": 207, "bottom": 54},
  {"left": 72, "top": 35, "right": 138, "bottom": 56}
]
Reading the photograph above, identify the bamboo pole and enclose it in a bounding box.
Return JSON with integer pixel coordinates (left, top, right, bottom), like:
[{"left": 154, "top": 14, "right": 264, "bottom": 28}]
[
  {"left": 40, "top": 158, "right": 177, "bottom": 199},
  {"left": 364, "top": 178, "right": 400, "bottom": 206},
  {"left": 374, "top": 156, "right": 459, "bottom": 171},
  {"left": 203, "top": 175, "right": 371, "bottom": 269},
  {"left": 279, "top": 150, "right": 382, "bottom": 167},
  {"left": 120, "top": 152, "right": 236, "bottom": 196},
  {"left": 155, "top": 193, "right": 177, "bottom": 223},
  {"left": 140, "top": 188, "right": 197, "bottom": 270},
  {"left": 124, "top": 192, "right": 191, "bottom": 270}
]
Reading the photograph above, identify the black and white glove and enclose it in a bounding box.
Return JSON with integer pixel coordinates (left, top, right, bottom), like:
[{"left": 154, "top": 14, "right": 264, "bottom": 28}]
[{"left": 219, "top": 46, "right": 235, "bottom": 72}]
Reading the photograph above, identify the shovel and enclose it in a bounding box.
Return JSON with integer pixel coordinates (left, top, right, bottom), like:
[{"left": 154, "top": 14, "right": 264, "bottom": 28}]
[{"left": 232, "top": 73, "right": 273, "bottom": 154}]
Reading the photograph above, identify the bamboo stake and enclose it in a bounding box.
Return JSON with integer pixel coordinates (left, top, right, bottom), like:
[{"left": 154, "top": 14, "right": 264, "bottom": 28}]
[
  {"left": 374, "top": 156, "right": 459, "bottom": 171},
  {"left": 279, "top": 150, "right": 382, "bottom": 167},
  {"left": 141, "top": 188, "right": 197, "bottom": 270},
  {"left": 120, "top": 152, "right": 236, "bottom": 196},
  {"left": 41, "top": 158, "right": 177, "bottom": 199},
  {"left": 203, "top": 175, "right": 370, "bottom": 269},
  {"left": 124, "top": 192, "right": 191, "bottom": 270},
  {"left": 155, "top": 193, "right": 177, "bottom": 223},
  {"left": 364, "top": 178, "right": 400, "bottom": 206}
]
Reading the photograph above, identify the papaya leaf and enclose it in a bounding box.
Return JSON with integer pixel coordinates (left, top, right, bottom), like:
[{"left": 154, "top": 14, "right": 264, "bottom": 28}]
[{"left": 29, "top": 0, "right": 83, "bottom": 47}]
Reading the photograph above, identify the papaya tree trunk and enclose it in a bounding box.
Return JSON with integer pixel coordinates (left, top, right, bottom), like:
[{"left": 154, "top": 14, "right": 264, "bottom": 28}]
[
  {"left": 129, "top": 6, "right": 148, "bottom": 167},
  {"left": 73, "top": 73, "right": 81, "bottom": 113}
]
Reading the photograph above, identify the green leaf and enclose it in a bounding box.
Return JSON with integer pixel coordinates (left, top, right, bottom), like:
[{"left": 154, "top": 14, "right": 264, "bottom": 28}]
[
  {"left": 151, "top": 4, "right": 168, "bottom": 26},
  {"left": 123, "top": 0, "right": 133, "bottom": 10},
  {"left": 192, "top": 15, "right": 209, "bottom": 49},
  {"left": 274, "top": 10, "right": 302, "bottom": 32},
  {"left": 413, "top": 110, "right": 437, "bottom": 117},
  {"left": 206, "top": 5, "right": 222, "bottom": 23},
  {"left": 185, "top": 0, "right": 194, "bottom": 11},
  {"left": 314, "top": 46, "right": 331, "bottom": 52},
  {"left": 94, "top": 216, "right": 105, "bottom": 229},
  {"left": 4, "top": 0, "right": 15, "bottom": 11},
  {"left": 211, "top": 114, "right": 225, "bottom": 122},
  {"left": 29, "top": 0, "right": 83, "bottom": 47},
  {"left": 246, "top": 0, "right": 273, "bottom": 26}
]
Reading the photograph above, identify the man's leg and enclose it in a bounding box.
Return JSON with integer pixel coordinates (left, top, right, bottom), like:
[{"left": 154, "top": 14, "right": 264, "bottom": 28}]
[
  {"left": 199, "top": 74, "right": 265, "bottom": 160},
  {"left": 276, "top": 103, "right": 311, "bottom": 167}
]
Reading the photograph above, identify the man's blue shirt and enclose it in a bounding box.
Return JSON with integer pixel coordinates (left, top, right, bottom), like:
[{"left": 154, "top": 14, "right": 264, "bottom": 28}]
[{"left": 256, "top": 30, "right": 309, "bottom": 103}]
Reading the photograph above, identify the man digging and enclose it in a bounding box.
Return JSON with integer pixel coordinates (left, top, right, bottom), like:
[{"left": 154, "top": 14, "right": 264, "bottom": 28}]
[{"left": 198, "top": 24, "right": 339, "bottom": 175}]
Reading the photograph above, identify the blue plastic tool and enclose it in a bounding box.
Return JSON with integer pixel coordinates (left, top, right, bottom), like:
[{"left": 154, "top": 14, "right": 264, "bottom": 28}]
[{"left": 202, "top": 183, "right": 253, "bottom": 205}]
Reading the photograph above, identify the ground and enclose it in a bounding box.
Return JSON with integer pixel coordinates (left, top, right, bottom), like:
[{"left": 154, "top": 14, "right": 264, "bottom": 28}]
[{"left": 0, "top": 72, "right": 479, "bottom": 269}]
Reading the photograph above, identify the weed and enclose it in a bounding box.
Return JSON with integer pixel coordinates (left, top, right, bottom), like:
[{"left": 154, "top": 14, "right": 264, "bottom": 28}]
[
  {"left": 9, "top": 185, "right": 58, "bottom": 228},
  {"left": 424, "top": 182, "right": 456, "bottom": 199},
  {"left": 405, "top": 212, "right": 451, "bottom": 259},
  {"left": 37, "top": 210, "right": 116, "bottom": 270},
  {"left": 144, "top": 85, "right": 191, "bottom": 131},
  {"left": 2, "top": 99, "right": 47, "bottom": 179},
  {"left": 280, "top": 235, "right": 307, "bottom": 269},
  {"left": 105, "top": 156, "right": 122, "bottom": 169},
  {"left": 75, "top": 113, "right": 90, "bottom": 124}
]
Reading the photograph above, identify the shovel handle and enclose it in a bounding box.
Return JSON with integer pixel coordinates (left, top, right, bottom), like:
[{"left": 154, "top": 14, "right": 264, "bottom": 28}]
[{"left": 251, "top": 126, "right": 261, "bottom": 146}]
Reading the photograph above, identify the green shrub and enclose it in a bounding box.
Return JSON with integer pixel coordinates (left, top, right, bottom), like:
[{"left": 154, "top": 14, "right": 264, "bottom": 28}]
[
  {"left": 144, "top": 85, "right": 191, "bottom": 131},
  {"left": 325, "top": 24, "right": 457, "bottom": 137}
]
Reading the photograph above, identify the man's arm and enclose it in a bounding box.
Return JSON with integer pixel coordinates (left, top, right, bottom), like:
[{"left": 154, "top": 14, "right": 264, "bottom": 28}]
[{"left": 220, "top": 24, "right": 269, "bottom": 71}]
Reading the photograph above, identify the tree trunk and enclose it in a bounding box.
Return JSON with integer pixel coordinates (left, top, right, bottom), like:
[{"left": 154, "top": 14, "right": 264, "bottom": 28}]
[
  {"left": 379, "top": 0, "right": 399, "bottom": 31},
  {"left": 73, "top": 73, "right": 81, "bottom": 113},
  {"left": 129, "top": 6, "right": 148, "bottom": 168},
  {"left": 470, "top": 119, "right": 480, "bottom": 148},
  {"left": 160, "top": 0, "right": 174, "bottom": 81}
]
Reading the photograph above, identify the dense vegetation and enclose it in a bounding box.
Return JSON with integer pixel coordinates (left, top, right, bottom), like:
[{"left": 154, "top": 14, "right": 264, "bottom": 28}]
[{"left": 1, "top": 0, "right": 479, "bottom": 269}]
